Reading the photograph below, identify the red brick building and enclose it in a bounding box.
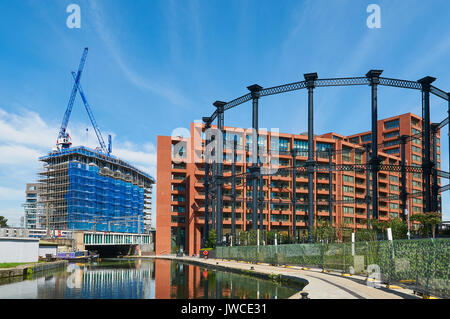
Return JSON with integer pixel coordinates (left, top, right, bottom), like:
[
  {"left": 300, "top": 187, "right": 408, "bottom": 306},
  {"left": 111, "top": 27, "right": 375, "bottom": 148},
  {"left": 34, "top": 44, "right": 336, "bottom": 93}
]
[{"left": 156, "top": 113, "right": 441, "bottom": 255}]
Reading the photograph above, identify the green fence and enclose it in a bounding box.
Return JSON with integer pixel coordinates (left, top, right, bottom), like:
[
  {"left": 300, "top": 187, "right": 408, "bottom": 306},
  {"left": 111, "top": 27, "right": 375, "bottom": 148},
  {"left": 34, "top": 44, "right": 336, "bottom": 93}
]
[{"left": 217, "top": 239, "right": 450, "bottom": 298}]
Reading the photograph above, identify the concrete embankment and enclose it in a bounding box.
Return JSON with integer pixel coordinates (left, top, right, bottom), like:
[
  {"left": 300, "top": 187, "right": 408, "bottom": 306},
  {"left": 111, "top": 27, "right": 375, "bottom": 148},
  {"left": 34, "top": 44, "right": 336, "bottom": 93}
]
[
  {"left": 151, "top": 255, "right": 420, "bottom": 299},
  {"left": 0, "top": 260, "right": 68, "bottom": 279}
]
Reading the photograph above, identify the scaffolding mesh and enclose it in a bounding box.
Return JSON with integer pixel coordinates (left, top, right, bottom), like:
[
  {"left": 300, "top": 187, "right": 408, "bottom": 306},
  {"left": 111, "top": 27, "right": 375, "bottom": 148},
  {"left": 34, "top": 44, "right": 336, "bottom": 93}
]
[{"left": 67, "top": 162, "right": 144, "bottom": 233}]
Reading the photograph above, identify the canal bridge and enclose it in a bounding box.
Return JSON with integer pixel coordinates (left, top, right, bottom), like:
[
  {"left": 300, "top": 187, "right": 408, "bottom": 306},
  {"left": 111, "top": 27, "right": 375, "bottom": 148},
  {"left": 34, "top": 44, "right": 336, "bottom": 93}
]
[
  {"left": 1, "top": 228, "right": 154, "bottom": 258},
  {"left": 76, "top": 231, "right": 153, "bottom": 257}
]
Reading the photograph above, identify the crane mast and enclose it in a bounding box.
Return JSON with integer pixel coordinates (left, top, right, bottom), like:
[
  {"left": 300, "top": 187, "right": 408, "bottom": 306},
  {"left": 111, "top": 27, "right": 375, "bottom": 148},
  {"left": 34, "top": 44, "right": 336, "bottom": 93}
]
[
  {"left": 57, "top": 47, "right": 88, "bottom": 150},
  {"left": 56, "top": 47, "right": 112, "bottom": 155},
  {"left": 71, "top": 71, "right": 109, "bottom": 155}
]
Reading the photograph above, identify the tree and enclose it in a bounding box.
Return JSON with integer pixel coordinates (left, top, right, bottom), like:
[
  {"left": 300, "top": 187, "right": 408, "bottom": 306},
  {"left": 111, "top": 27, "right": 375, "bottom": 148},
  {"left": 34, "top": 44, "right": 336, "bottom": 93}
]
[
  {"left": 313, "top": 221, "right": 336, "bottom": 243},
  {"left": 388, "top": 218, "right": 408, "bottom": 239},
  {"left": 0, "top": 216, "right": 8, "bottom": 228},
  {"left": 410, "top": 212, "right": 442, "bottom": 238},
  {"left": 370, "top": 220, "right": 390, "bottom": 240},
  {"left": 205, "top": 230, "right": 217, "bottom": 249}
]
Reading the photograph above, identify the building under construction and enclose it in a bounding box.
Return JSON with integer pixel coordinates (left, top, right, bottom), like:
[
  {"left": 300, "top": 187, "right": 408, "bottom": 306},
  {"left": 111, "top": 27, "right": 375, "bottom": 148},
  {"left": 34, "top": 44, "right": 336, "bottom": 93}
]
[
  {"left": 38, "top": 146, "right": 154, "bottom": 233},
  {"left": 35, "top": 48, "right": 155, "bottom": 234}
]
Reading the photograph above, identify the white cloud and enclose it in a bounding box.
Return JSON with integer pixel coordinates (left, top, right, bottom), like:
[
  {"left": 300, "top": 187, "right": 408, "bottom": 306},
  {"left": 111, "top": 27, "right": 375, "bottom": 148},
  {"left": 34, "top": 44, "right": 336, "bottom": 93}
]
[
  {"left": 0, "top": 107, "right": 157, "bottom": 226},
  {"left": 0, "top": 186, "right": 24, "bottom": 201}
]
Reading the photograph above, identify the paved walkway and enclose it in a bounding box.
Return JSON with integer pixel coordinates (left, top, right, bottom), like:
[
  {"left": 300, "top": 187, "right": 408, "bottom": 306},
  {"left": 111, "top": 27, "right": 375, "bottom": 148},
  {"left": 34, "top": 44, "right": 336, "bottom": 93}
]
[{"left": 152, "top": 255, "right": 419, "bottom": 299}]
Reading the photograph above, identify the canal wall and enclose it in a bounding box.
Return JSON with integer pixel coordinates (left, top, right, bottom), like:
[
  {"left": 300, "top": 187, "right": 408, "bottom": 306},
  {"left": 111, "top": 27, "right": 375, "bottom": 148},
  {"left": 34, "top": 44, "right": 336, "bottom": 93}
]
[
  {"left": 152, "top": 255, "right": 419, "bottom": 299},
  {"left": 0, "top": 260, "right": 68, "bottom": 279},
  {"left": 156, "top": 255, "right": 308, "bottom": 293}
]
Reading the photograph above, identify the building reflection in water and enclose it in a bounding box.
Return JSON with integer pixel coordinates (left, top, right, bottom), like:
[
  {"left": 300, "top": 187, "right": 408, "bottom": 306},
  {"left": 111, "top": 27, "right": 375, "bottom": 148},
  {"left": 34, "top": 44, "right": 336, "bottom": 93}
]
[
  {"left": 155, "top": 260, "right": 300, "bottom": 299},
  {"left": 0, "top": 259, "right": 299, "bottom": 299},
  {"left": 37, "top": 260, "right": 155, "bottom": 299}
]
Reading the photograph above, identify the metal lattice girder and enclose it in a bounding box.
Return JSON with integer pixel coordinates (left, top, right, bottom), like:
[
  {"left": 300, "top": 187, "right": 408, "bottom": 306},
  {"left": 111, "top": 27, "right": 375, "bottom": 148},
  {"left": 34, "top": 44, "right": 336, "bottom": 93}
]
[
  {"left": 439, "top": 117, "right": 449, "bottom": 128},
  {"left": 378, "top": 77, "right": 422, "bottom": 90},
  {"left": 207, "top": 75, "right": 450, "bottom": 121},
  {"left": 437, "top": 169, "right": 450, "bottom": 179},
  {"left": 210, "top": 109, "right": 218, "bottom": 122},
  {"left": 430, "top": 85, "right": 449, "bottom": 100},
  {"left": 224, "top": 93, "right": 252, "bottom": 111},
  {"left": 259, "top": 81, "right": 307, "bottom": 97},
  {"left": 315, "top": 77, "right": 369, "bottom": 87},
  {"left": 441, "top": 184, "right": 450, "bottom": 192}
]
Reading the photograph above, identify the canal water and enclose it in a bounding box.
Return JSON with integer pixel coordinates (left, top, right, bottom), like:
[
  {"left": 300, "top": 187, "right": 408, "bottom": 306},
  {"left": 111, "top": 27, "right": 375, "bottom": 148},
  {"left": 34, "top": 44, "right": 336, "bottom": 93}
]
[{"left": 0, "top": 259, "right": 303, "bottom": 299}]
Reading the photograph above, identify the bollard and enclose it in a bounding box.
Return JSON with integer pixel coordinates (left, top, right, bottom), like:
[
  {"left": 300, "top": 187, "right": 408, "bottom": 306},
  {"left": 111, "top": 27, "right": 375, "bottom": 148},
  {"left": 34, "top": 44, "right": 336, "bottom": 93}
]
[{"left": 301, "top": 292, "right": 309, "bottom": 299}]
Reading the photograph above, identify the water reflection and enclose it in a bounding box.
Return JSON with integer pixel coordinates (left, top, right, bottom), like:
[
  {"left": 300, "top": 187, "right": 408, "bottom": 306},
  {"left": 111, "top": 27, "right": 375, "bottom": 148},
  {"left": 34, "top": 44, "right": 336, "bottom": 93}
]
[
  {"left": 156, "top": 259, "right": 300, "bottom": 299},
  {"left": 0, "top": 259, "right": 301, "bottom": 299}
]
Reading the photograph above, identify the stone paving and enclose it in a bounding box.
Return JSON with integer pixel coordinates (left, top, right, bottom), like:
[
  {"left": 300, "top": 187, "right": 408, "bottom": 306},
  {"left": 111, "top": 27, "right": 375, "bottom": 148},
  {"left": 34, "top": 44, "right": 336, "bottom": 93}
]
[{"left": 153, "top": 255, "right": 420, "bottom": 299}]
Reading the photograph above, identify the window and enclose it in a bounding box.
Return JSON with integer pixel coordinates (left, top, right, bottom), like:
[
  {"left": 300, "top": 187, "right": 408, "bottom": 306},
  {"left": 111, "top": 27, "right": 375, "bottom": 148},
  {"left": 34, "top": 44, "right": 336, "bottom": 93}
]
[
  {"left": 384, "top": 140, "right": 399, "bottom": 147},
  {"left": 362, "top": 134, "right": 372, "bottom": 142},
  {"left": 171, "top": 216, "right": 186, "bottom": 223},
  {"left": 349, "top": 137, "right": 360, "bottom": 144},
  {"left": 316, "top": 143, "right": 332, "bottom": 158},
  {"left": 412, "top": 181, "right": 421, "bottom": 188},
  {"left": 258, "top": 135, "right": 267, "bottom": 149},
  {"left": 343, "top": 186, "right": 354, "bottom": 193},
  {"left": 343, "top": 217, "right": 354, "bottom": 225},
  {"left": 385, "top": 148, "right": 399, "bottom": 154},
  {"left": 385, "top": 119, "right": 399, "bottom": 130},
  {"left": 412, "top": 154, "right": 421, "bottom": 162},
  {"left": 171, "top": 195, "right": 185, "bottom": 202},
  {"left": 390, "top": 185, "right": 399, "bottom": 191},
  {"left": 342, "top": 147, "right": 352, "bottom": 162},
  {"left": 412, "top": 145, "right": 421, "bottom": 153},
  {"left": 293, "top": 140, "right": 308, "bottom": 154},
  {"left": 343, "top": 175, "right": 354, "bottom": 183},
  {"left": 390, "top": 176, "right": 399, "bottom": 183},
  {"left": 279, "top": 138, "right": 290, "bottom": 153},
  {"left": 412, "top": 128, "right": 421, "bottom": 135},
  {"left": 171, "top": 205, "right": 186, "bottom": 213},
  {"left": 411, "top": 118, "right": 420, "bottom": 127},
  {"left": 355, "top": 151, "right": 363, "bottom": 164},
  {"left": 384, "top": 131, "right": 399, "bottom": 139},
  {"left": 390, "top": 203, "right": 399, "bottom": 209}
]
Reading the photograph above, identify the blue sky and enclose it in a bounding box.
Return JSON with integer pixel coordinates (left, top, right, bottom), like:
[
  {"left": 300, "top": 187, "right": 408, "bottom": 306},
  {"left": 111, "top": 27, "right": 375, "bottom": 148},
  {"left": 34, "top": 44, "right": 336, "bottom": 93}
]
[{"left": 0, "top": 0, "right": 449, "bottom": 227}]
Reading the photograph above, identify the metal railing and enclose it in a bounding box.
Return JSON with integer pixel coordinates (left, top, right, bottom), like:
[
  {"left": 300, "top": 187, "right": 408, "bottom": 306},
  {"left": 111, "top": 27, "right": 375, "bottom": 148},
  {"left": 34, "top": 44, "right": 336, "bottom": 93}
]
[{"left": 217, "top": 238, "right": 450, "bottom": 298}]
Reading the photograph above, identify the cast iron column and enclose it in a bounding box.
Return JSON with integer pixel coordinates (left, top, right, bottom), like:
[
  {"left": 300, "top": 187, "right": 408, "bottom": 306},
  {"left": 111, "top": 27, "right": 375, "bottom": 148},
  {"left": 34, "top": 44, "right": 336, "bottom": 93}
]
[
  {"left": 213, "top": 101, "right": 226, "bottom": 247},
  {"left": 431, "top": 123, "right": 439, "bottom": 212},
  {"left": 202, "top": 118, "right": 212, "bottom": 244},
  {"left": 400, "top": 135, "right": 408, "bottom": 222},
  {"left": 304, "top": 72, "right": 318, "bottom": 243},
  {"left": 231, "top": 136, "right": 237, "bottom": 238},
  {"left": 259, "top": 166, "right": 264, "bottom": 231},
  {"left": 248, "top": 84, "right": 263, "bottom": 230},
  {"left": 211, "top": 158, "right": 216, "bottom": 231},
  {"left": 292, "top": 149, "right": 297, "bottom": 239},
  {"left": 417, "top": 76, "right": 436, "bottom": 213},
  {"left": 448, "top": 93, "right": 450, "bottom": 182},
  {"left": 365, "top": 144, "right": 371, "bottom": 229},
  {"left": 328, "top": 148, "right": 333, "bottom": 227},
  {"left": 367, "top": 70, "right": 383, "bottom": 220}
]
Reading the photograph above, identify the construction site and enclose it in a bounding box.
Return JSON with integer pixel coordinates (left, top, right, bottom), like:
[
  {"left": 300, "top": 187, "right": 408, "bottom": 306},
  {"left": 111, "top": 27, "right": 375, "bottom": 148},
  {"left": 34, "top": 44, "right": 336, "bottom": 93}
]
[{"left": 36, "top": 48, "right": 155, "bottom": 234}]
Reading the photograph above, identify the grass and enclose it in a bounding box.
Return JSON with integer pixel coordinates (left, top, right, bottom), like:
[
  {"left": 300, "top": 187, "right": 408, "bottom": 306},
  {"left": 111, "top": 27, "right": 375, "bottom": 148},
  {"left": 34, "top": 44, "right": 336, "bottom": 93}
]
[{"left": 0, "top": 261, "right": 45, "bottom": 269}]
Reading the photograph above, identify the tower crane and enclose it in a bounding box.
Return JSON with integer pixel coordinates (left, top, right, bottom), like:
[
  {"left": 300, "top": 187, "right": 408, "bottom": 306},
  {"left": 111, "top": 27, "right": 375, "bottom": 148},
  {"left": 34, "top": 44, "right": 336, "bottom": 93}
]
[
  {"left": 70, "top": 71, "right": 110, "bottom": 155},
  {"left": 56, "top": 47, "right": 112, "bottom": 155},
  {"left": 56, "top": 47, "right": 88, "bottom": 150}
]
